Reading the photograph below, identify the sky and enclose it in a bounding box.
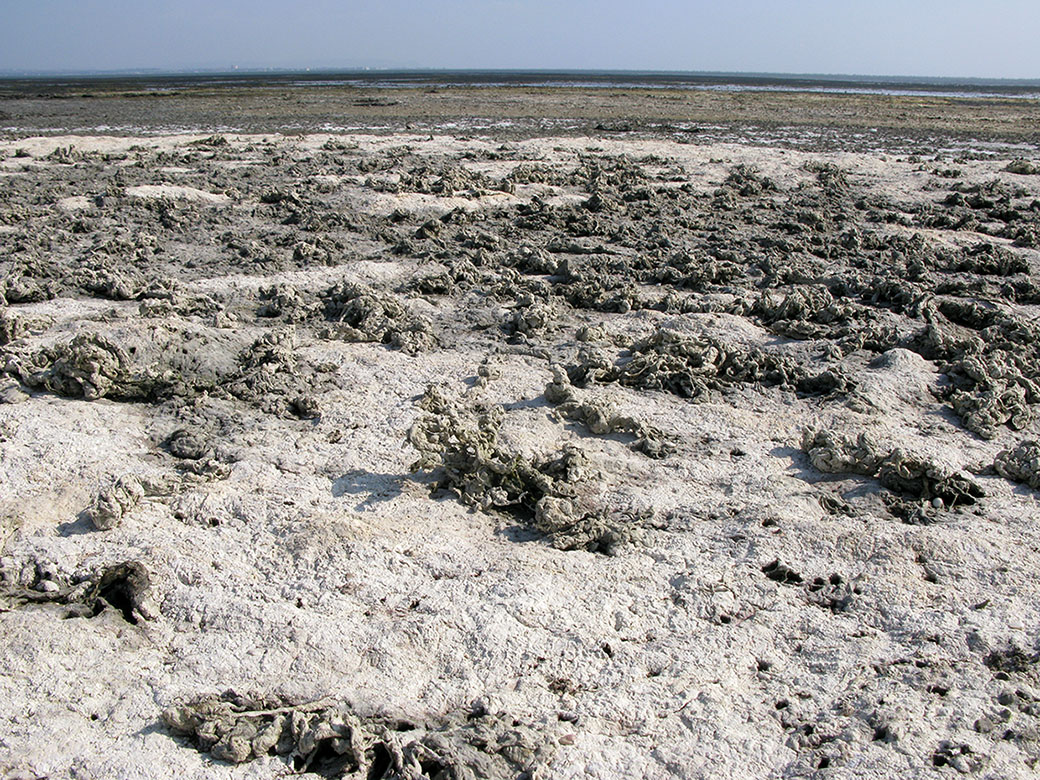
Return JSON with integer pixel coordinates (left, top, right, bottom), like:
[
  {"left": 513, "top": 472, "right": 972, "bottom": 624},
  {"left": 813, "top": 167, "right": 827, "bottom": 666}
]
[{"left": 1, "top": 0, "right": 1037, "bottom": 79}]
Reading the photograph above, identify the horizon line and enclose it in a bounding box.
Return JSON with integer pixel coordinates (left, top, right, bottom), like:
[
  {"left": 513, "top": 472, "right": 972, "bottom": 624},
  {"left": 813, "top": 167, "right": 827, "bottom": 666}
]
[{"left": 1, "top": 67, "right": 1038, "bottom": 85}]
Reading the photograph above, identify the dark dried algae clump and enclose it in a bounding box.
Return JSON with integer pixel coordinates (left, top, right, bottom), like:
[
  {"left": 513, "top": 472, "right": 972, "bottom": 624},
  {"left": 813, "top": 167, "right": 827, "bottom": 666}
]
[
  {"left": 408, "top": 385, "right": 636, "bottom": 553},
  {"left": 162, "top": 691, "right": 555, "bottom": 779},
  {"left": 802, "top": 429, "right": 883, "bottom": 477},
  {"left": 917, "top": 301, "right": 1040, "bottom": 438},
  {"left": 802, "top": 428, "right": 984, "bottom": 508},
  {"left": 1006, "top": 159, "right": 1040, "bottom": 176},
  {"left": 8, "top": 333, "right": 169, "bottom": 401},
  {"left": 544, "top": 366, "right": 673, "bottom": 459},
  {"left": 994, "top": 440, "right": 1040, "bottom": 490},
  {"left": 321, "top": 282, "right": 437, "bottom": 355},
  {"left": 754, "top": 285, "right": 854, "bottom": 340},
  {"left": 0, "top": 561, "right": 156, "bottom": 624},
  {"left": 876, "top": 448, "right": 984, "bottom": 507},
  {"left": 570, "top": 329, "right": 846, "bottom": 400},
  {"left": 944, "top": 351, "right": 1040, "bottom": 439}
]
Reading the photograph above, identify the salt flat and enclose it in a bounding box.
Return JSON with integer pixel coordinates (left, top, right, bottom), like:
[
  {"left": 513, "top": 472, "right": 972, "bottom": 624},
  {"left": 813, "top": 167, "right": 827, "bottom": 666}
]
[{"left": 1, "top": 121, "right": 1039, "bottom": 779}]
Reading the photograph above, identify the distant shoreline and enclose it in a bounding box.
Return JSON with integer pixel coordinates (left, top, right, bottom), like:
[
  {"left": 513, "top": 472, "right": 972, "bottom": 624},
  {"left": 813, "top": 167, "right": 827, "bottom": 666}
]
[
  {"left": 3, "top": 70, "right": 1038, "bottom": 148},
  {"left": 2, "top": 69, "right": 1039, "bottom": 100}
]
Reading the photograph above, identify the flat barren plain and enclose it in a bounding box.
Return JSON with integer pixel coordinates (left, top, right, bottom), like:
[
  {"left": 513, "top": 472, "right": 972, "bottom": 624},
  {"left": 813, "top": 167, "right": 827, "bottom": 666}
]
[{"left": 2, "top": 81, "right": 1040, "bottom": 779}]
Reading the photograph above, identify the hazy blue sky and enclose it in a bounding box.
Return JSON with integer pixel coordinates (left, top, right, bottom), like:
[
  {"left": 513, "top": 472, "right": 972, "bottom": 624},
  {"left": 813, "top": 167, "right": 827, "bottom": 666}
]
[{"left": 1, "top": 0, "right": 1037, "bottom": 78}]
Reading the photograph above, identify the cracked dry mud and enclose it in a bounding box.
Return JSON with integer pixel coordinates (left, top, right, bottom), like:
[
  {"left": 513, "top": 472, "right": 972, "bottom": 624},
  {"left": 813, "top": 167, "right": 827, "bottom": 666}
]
[{"left": 1, "top": 110, "right": 1040, "bottom": 780}]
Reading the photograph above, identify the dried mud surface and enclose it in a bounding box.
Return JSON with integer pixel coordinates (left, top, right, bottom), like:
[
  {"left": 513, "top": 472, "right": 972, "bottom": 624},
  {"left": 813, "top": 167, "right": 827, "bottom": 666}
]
[{"left": 2, "top": 93, "right": 1040, "bottom": 780}]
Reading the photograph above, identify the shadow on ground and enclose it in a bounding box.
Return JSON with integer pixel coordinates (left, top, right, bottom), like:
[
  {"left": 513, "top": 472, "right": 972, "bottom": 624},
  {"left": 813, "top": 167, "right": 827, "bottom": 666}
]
[{"left": 331, "top": 470, "right": 407, "bottom": 510}]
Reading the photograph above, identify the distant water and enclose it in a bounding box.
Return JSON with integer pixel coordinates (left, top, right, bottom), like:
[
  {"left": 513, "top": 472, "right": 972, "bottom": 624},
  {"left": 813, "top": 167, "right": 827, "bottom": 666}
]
[{"left": 3, "top": 69, "right": 1040, "bottom": 101}]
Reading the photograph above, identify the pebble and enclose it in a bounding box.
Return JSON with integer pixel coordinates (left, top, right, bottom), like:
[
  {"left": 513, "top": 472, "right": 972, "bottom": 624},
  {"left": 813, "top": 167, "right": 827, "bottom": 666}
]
[
  {"left": 974, "top": 715, "right": 994, "bottom": 733},
  {"left": 37, "top": 580, "right": 60, "bottom": 593}
]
